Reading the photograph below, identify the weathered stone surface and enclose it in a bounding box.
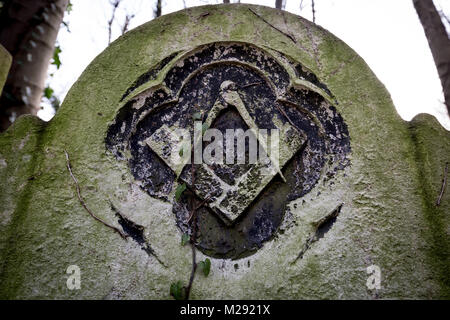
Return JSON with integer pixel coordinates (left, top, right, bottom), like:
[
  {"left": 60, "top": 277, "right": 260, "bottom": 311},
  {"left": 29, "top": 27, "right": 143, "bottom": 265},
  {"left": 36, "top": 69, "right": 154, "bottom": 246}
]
[
  {"left": 106, "top": 41, "right": 350, "bottom": 259},
  {"left": 0, "top": 44, "right": 11, "bottom": 95},
  {"left": 0, "top": 4, "right": 449, "bottom": 299}
]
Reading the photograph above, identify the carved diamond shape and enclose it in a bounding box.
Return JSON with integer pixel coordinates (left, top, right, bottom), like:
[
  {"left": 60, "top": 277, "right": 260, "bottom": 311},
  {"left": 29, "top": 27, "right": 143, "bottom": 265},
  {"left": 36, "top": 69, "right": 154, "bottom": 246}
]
[{"left": 147, "top": 81, "right": 306, "bottom": 225}]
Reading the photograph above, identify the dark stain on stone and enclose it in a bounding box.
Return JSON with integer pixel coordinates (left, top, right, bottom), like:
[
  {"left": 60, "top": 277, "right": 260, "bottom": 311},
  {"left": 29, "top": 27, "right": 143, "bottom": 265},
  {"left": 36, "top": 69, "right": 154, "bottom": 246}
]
[
  {"left": 295, "top": 63, "right": 334, "bottom": 100},
  {"left": 293, "top": 203, "right": 343, "bottom": 263},
  {"left": 315, "top": 205, "right": 340, "bottom": 240},
  {"left": 111, "top": 205, "right": 166, "bottom": 266},
  {"left": 120, "top": 51, "right": 180, "bottom": 102}
]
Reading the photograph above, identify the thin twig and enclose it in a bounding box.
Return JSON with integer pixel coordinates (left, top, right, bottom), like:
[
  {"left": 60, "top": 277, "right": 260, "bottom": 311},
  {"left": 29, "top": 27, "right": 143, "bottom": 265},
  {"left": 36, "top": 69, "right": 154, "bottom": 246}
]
[
  {"left": 240, "top": 82, "right": 262, "bottom": 89},
  {"left": 436, "top": 162, "right": 448, "bottom": 206},
  {"left": 311, "top": 0, "right": 316, "bottom": 23},
  {"left": 154, "top": 0, "right": 162, "bottom": 18},
  {"left": 188, "top": 194, "right": 212, "bottom": 222},
  {"left": 185, "top": 111, "right": 211, "bottom": 299},
  {"left": 64, "top": 150, "right": 127, "bottom": 239},
  {"left": 121, "top": 13, "right": 135, "bottom": 35},
  {"left": 248, "top": 8, "right": 296, "bottom": 43},
  {"left": 299, "top": 0, "right": 305, "bottom": 12},
  {"left": 108, "top": 0, "right": 121, "bottom": 45},
  {"left": 185, "top": 243, "right": 197, "bottom": 300},
  {"left": 185, "top": 155, "right": 197, "bottom": 299},
  {"left": 275, "top": 104, "right": 302, "bottom": 134}
]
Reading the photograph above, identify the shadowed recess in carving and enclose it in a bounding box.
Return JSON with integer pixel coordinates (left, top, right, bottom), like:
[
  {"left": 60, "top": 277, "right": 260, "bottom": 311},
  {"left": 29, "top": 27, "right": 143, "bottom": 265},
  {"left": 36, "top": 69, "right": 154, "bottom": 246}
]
[
  {"left": 292, "top": 203, "right": 344, "bottom": 263},
  {"left": 111, "top": 205, "right": 166, "bottom": 267},
  {"left": 120, "top": 51, "right": 181, "bottom": 102}
]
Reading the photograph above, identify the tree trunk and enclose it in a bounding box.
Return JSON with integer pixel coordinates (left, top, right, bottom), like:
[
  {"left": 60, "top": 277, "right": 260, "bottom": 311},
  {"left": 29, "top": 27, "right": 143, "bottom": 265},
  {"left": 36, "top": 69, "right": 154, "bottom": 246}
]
[
  {"left": 312, "top": 0, "right": 316, "bottom": 23},
  {"left": 154, "top": 0, "right": 162, "bottom": 18},
  {"left": 275, "top": 0, "right": 284, "bottom": 10},
  {"left": 0, "top": 0, "right": 68, "bottom": 131},
  {"left": 413, "top": 0, "right": 450, "bottom": 116}
]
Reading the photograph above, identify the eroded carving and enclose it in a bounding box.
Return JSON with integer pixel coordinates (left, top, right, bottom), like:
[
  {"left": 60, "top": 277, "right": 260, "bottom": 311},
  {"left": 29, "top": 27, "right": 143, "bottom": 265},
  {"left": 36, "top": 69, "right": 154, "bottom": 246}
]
[{"left": 106, "top": 42, "right": 351, "bottom": 259}]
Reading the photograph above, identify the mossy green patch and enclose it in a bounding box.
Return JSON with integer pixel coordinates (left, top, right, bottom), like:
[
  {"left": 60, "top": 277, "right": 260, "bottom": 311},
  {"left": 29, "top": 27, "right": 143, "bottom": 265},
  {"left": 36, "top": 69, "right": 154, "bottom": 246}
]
[{"left": 408, "top": 114, "right": 450, "bottom": 298}]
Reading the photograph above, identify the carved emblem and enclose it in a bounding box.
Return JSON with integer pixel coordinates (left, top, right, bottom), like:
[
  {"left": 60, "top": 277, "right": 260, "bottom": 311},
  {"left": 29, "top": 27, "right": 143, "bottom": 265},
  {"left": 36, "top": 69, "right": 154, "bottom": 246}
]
[{"left": 106, "top": 42, "right": 351, "bottom": 259}]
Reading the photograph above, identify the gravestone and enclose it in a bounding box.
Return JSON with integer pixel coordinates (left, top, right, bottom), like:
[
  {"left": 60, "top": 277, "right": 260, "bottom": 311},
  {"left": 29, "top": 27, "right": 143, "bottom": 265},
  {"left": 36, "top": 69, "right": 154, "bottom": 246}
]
[
  {"left": 0, "top": 44, "right": 11, "bottom": 95},
  {"left": 0, "top": 4, "right": 449, "bottom": 299}
]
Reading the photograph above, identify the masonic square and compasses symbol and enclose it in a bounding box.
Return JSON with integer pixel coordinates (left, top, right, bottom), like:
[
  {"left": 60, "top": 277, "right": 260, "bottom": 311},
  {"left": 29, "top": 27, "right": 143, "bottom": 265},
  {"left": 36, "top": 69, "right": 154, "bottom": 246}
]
[
  {"left": 106, "top": 42, "right": 351, "bottom": 258},
  {"left": 146, "top": 80, "right": 307, "bottom": 226}
]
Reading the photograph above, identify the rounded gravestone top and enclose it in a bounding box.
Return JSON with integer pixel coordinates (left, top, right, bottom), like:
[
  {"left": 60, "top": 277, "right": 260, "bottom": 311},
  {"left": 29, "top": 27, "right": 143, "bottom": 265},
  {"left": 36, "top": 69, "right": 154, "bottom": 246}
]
[
  {"left": 54, "top": 4, "right": 422, "bottom": 297},
  {"left": 2, "top": 4, "right": 448, "bottom": 300}
]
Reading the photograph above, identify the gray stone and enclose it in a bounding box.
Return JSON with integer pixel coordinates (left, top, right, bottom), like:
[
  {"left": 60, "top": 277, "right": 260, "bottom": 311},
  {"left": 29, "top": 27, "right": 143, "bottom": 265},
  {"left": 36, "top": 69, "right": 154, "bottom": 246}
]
[{"left": 0, "top": 4, "right": 449, "bottom": 299}]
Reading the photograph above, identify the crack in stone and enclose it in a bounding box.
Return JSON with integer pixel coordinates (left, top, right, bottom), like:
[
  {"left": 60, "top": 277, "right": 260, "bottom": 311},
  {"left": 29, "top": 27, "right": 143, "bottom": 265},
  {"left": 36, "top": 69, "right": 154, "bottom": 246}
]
[
  {"left": 292, "top": 203, "right": 344, "bottom": 263},
  {"left": 298, "top": 18, "right": 322, "bottom": 71},
  {"left": 248, "top": 8, "right": 297, "bottom": 43},
  {"left": 111, "top": 204, "right": 167, "bottom": 267}
]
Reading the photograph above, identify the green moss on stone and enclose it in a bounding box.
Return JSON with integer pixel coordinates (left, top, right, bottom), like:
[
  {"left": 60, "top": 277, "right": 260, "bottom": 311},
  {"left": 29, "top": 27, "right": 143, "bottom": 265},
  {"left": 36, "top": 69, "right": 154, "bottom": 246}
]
[{"left": 0, "top": 4, "right": 449, "bottom": 299}]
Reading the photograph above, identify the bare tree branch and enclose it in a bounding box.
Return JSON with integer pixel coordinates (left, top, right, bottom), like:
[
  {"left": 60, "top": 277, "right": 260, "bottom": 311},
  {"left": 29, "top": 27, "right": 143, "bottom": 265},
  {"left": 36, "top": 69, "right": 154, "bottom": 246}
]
[
  {"left": 275, "top": 0, "right": 286, "bottom": 10},
  {"left": 121, "top": 13, "right": 135, "bottom": 35},
  {"left": 108, "top": 0, "right": 120, "bottom": 45},
  {"left": 64, "top": 149, "right": 127, "bottom": 239},
  {"left": 275, "top": 0, "right": 282, "bottom": 9},
  {"left": 312, "top": 0, "right": 316, "bottom": 23},
  {"left": 413, "top": 0, "right": 450, "bottom": 116},
  {"left": 299, "top": 0, "right": 305, "bottom": 12},
  {"left": 154, "top": 0, "right": 162, "bottom": 18}
]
